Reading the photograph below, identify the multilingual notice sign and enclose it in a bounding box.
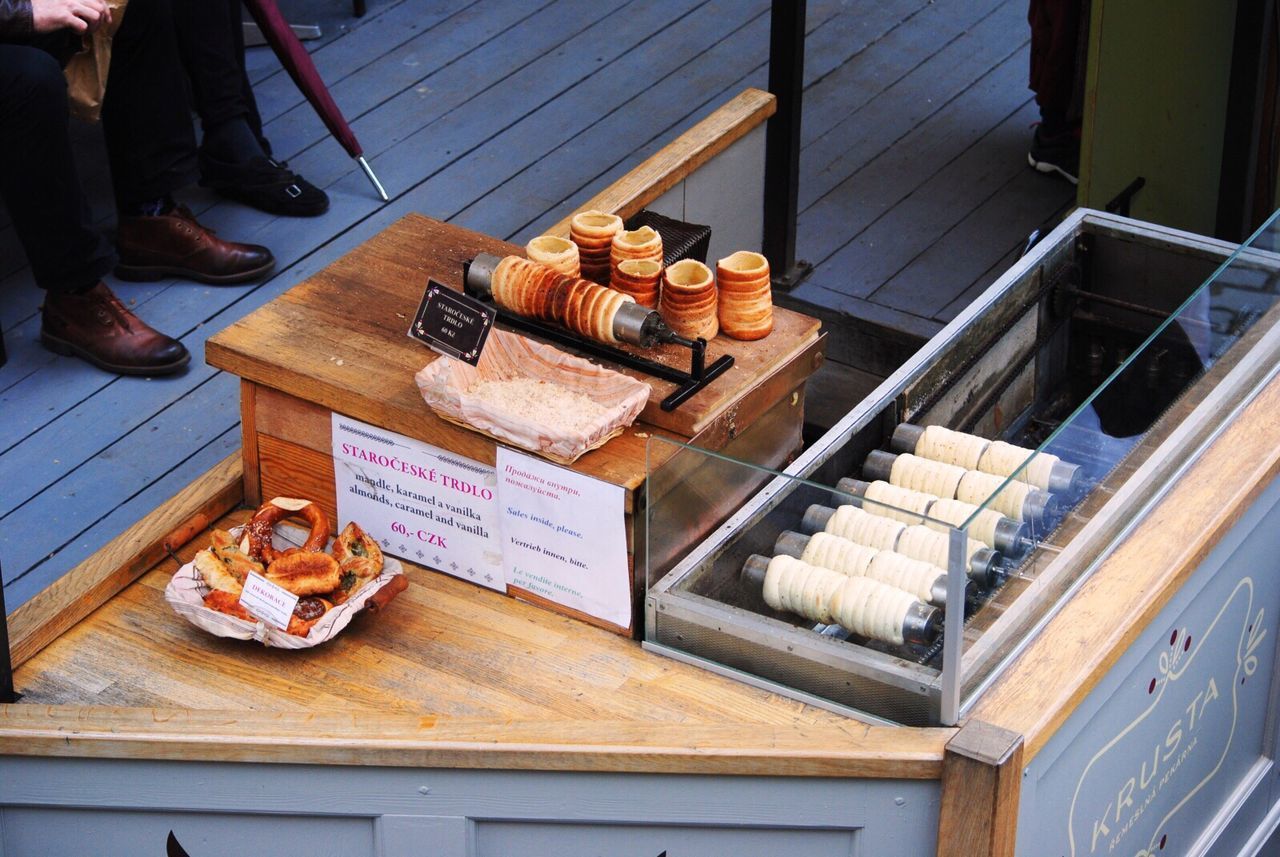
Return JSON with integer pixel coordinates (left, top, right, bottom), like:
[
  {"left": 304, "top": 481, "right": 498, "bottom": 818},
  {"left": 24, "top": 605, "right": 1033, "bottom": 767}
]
[{"left": 331, "top": 415, "right": 631, "bottom": 627}]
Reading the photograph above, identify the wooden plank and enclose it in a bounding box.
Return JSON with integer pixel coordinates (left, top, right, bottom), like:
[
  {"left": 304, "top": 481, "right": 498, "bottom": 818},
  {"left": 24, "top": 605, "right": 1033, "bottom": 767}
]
[
  {"left": 542, "top": 88, "right": 776, "bottom": 239},
  {"left": 796, "top": 42, "right": 1034, "bottom": 273},
  {"left": 936, "top": 720, "right": 1023, "bottom": 857},
  {"left": 816, "top": 99, "right": 1041, "bottom": 307},
  {"left": 871, "top": 162, "right": 1075, "bottom": 319},
  {"left": 294, "top": 0, "right": 682, "bottom": 195},
  {"left": 464, "top": 0, "right": 913, "bottom": 241},
  {"left": 0, "top": 373, "right": 240, "bottom": 585},
  {"left": 0, "top": 704, "right": 952, "bottom": 778},
  {"left": 969, "top": 369, "right": 1280, "bottom": 761},
  {"left": 239, "top": 380, "right": 262, "bottom": 507},
  {"left": 6, "top": 454, "right": 243, "bottom": 669},
  {"left": 4, "top": 497, "right": 954, "bottom": 777}
]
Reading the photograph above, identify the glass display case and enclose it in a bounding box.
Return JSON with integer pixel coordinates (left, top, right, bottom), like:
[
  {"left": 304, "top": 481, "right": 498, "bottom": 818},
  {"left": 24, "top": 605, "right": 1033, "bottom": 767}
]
[{"left": 645, "top": 208, "right": 1280, "bottom": 726}]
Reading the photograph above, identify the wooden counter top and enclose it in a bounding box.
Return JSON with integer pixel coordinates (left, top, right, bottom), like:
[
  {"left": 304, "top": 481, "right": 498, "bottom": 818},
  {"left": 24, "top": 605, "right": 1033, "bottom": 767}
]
[
  {"left": 1, "top": 495, "right": 950, "bottom": 778},
  {"left": 205, "top": 214, "right": 823, "bottom": 497}
]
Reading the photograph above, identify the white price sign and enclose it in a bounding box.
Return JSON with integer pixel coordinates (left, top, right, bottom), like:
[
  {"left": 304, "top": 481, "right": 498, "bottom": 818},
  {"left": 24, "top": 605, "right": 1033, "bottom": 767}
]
[{"left": 331, "top": 415, "right": 505, "bottom": 591}]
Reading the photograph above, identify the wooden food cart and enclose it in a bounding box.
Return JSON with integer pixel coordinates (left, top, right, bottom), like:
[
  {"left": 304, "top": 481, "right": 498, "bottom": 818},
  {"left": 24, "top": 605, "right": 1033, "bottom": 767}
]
[{"left": 5, "top": 89, "right": 1280, "bottom": 857}]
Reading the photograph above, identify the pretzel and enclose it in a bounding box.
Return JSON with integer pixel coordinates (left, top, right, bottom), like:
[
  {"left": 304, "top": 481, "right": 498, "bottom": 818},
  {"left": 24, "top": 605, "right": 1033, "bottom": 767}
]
[{"left": 243, "top": 497, "right": 331, "bottom": 564}]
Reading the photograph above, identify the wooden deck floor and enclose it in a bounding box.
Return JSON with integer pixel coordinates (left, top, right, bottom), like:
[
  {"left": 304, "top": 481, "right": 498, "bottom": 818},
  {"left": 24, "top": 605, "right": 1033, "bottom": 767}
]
[{"left": 0, "top": 0, "right": 1074, "bottom": 612}]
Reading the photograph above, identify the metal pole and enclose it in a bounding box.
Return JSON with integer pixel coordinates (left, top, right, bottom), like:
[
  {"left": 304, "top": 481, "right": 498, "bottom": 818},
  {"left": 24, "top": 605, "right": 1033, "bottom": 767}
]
[
  {"left": 762, "top": 0, "right": 813, "bottom": 291},
  {"left": 1, "top": 559, "right": 16, "bottom": 703},
  {"left": 940, "top": 526, "right": 967, "bottom": 726}
]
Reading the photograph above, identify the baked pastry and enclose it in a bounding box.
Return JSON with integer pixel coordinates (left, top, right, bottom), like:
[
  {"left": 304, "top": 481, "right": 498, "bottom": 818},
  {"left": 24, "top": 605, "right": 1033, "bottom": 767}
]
[
  {"left": 610, "top": 258, "right": 662, "bottom": 308},
  {"left": 609, "top": 226, "right": 663, "bottom": 285},
  {"left": 264, "top": 550, "right": 342, "bottom": 596},
  {"left": 208, "top": 528, "right": 264, "bottom": 582},
  {"left": 525, "top": 235, "right": 580, "bottom": 277},
  {"left": 569, "top": 210, "right": 623, "bottom": 284},
  {"left": 202, "top": 589, "right": 330, "bottom": 637},
  {"left": 716, "top": 251, "right": 772, "bottom": 340},
  {"left": 660, "top": 258, "right": 717, "bottom": 340},
  {"left": 194, "top": 548, "right": 244, "bottom": 595},
  {"left": 243, "top": 497, "right": 330, "bottom": 564},
  {"left": 491, "top": 255, "right": 636, "bottom": 345},
  {"left": 330, "top": 521, "right": 385, "bottom": 604}
]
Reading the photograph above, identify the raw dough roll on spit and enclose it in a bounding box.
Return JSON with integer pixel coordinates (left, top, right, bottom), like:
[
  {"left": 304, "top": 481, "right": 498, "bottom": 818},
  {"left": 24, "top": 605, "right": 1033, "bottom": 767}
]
[
  {"left": 774, "top": 530, "right": 956, "bottom": 607},
  {"left": 569, "top": 210, "right": 623, "bottom": 284},
  {"left": 490, "top": 255, "right": 636, "bottom": 345},
  {"left": 525, "top": 235, "right": 580, "bottom": 277},
  {"left": 809, "top": 495, "right": 1004, "bottom": 586},
  {"left": 745, "top": 554, "right": 937, "bottom": 646},
  {"left": 912, "top": 424, "right": 989, "bottom": 471},
  {"left": 980, "top": 440, "right": 1072, "bottom": 493},
  {"left": 891, "top": 424, "right": 1081, "bottom": 493},
  {"left": 955, "top": 469, "right": 1042, "bottom": 523},
  {"left": 888, "top": 453, "right": 967, "bottom": 500},
  {"left": 804, "top": 503, "right": 905, "bottom": 552},
  {"left": 863, "top": 450, "right": 1051, "bottom": 523},
  {"left": 828, "top": 475, "right": 1026, "bottom": 556},
  {"left": 863, "top": 480, "right": 935, "bottom": 525}
]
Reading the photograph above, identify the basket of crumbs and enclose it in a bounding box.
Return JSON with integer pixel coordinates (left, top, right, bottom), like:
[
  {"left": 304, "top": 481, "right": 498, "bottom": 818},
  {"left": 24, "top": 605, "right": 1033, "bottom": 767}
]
[{"left": 415, "top": 329, "right": 651, "bottom": 464}]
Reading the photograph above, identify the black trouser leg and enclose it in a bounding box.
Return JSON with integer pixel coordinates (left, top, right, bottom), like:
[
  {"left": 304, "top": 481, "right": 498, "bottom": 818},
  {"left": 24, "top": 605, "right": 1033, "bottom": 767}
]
[
  {"left": 101, "top": 0, "right": 198, "bottom": 210},
  {"left": 0, "top": 44, "right": 114, "bottom": 293},
  {"left": 171, "top": 0, "right": 267, "bottom": 151}
]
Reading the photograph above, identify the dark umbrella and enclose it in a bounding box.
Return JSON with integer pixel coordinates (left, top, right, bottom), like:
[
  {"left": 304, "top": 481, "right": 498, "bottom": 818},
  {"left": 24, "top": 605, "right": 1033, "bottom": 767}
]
[{"left": 241, "top": 0, "right": 388, "bottom": 201}]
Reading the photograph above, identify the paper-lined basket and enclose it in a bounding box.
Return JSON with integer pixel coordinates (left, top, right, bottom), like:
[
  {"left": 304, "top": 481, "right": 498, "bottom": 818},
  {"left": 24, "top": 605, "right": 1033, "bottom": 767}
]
[
  {"left": 415, "top": 329, "right": 651, "bottom": 464},
  {"left": 165, "top": 523, "right": 406, "bottom": 649}
]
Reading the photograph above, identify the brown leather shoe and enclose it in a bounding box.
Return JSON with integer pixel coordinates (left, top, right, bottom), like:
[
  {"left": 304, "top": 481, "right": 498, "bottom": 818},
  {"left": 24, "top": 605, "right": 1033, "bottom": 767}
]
[
  {"left": 41, "top": 283, "right": 190, "bottom": 376},
  {"left": 115, "top": 204, "right": 275, "bottom": 284}
]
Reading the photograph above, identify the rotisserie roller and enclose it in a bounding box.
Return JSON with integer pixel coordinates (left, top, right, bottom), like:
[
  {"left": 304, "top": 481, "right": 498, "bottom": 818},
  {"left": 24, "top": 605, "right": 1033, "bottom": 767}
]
[
  {"left": 466, "top": 252, "right": 679, "bottom": 348},
  {"left": 830, "top": 477, "right": 1026, "bottom": 556},
  {"left": 773, "top": 530, "right": 969, "bottom": 607},
  {"left": 890, "top": 423, "right": 1081, "bottom": 494},
  {"left": 804, "top": 500, "right": 1003, "bottom": 585},
  {"left": 741, "top": 554, "right": 940, "bottom": 646},
  {"left": 862, "top": 450, "right": 1054, "bottom": 523}
]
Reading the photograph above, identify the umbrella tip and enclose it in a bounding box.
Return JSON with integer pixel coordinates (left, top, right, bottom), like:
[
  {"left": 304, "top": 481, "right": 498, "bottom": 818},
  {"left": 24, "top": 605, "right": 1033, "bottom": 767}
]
[{"left": 357, "top": 156, "right": 389, "bottom": 202}]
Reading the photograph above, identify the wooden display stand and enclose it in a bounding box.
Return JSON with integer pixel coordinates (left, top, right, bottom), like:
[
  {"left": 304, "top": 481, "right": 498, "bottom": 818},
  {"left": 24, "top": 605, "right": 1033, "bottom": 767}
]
[{"left": 204, "top": 214, "right": 824, "bottom": 634}]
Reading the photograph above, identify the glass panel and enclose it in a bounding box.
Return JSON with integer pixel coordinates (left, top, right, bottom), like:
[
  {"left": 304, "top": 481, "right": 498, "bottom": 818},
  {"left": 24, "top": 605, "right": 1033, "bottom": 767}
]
[
  {"left": 959, "top": 208, "right": 1280, "bottom": 531},
  {"left": 646, "top": 207, "right": 1280, "bottom": 725},
  {"left": 646, "top": 436, "right": 983, "bottom": 725}
]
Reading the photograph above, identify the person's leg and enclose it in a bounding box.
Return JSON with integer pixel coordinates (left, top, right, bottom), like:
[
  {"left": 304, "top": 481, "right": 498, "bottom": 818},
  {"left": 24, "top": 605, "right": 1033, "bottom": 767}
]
[
  {"left": 169, "top": 0, "right": 328, "bottom": 216},
  {"left": 100, "top": 0, "right": 198, "bottom": 211},
  {"left": 170, "top": 0, "right": 265, "bottom": 161},
  {"left": 1026, "top": 0, "right": 1085, "bottom": 184},
  {"left": 0, "top": 44, "right": 189, "bottom": 375},
  {"left": 0, "top": 45, "right": 113, "bottom": 292},
  {"left": 101, "top": 0, "right": 275, "bottom": 284}
]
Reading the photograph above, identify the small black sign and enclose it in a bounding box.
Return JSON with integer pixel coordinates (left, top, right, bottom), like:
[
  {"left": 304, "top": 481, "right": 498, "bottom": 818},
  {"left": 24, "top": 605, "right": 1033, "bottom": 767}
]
[{"left": 407, "top": 279, "right": 495, "bottom": 365}]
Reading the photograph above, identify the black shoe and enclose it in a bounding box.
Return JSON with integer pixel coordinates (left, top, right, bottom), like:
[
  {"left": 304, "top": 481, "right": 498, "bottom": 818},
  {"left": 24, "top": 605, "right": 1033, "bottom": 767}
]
[
  {"left": 199, "top": 153, "right": 330, "bottom": 217},
  {"left": 1027, "top": 125, "right": 1079, "bottom": 185}
]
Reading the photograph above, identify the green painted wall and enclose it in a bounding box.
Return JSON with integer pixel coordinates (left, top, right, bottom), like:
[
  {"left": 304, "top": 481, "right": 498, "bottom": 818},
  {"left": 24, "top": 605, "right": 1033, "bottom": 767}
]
[{"left": 1079, "top": 0, "right": 1238, "bottom": 235}]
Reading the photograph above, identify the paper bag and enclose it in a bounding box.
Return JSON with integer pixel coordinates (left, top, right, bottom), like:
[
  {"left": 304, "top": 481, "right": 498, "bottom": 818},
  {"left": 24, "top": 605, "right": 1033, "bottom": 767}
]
[{"left": 63, "top": 0, "right": 129, "bottom": 123}]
